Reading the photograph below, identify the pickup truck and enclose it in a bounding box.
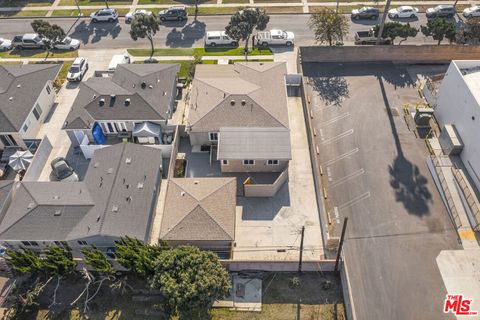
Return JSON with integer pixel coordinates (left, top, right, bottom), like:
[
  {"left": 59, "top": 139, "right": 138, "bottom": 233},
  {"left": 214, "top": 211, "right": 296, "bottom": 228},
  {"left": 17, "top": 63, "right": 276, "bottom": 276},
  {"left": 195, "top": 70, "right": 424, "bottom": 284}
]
[
  {"left": 354, "top": 29, "right": 391, "bottom": 45},
  {"left": 256, "top": 29, "right": 294, "bottom": 47},
  {"left": 12, "top": 33, "right": 45, "bottom": 50}
]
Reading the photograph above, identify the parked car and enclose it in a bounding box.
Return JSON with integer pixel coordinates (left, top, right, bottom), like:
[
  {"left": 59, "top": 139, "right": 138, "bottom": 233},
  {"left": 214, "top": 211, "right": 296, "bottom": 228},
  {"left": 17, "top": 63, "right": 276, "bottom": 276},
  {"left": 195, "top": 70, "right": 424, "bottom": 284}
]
[
  {"left": 0, "top": 38, "right": 12, "bottom": 51},
  {"left": 53, "top": 37, "right": 80, "bottom": 50},
  {"left": 108, "top": 54, "right": 131, "bottom": 71},
  {"left": 388, "top": 6, "right": 419, "bottom": 19},
  {"left": 463, "top": 5, "right": 480, "bottom": 18},
  {"left": 12, "top": 33, "right": 45, "bottom": 50},
  {"left": 90, "top": 8, "right": 118, "bottom": 22},
  {"left": 355, "top": 29, "right": 391, "bottom": 45},
  {"left": 256, "top": 29, "right": 295, "bottom": 47},
  {"left": 51, "top": 157, "right": 79, "bottom": 182},
  {"left": 351, "top": 7, "right": 380, "bottom": 20},
  {"left": 158, "top": 6, "right": 187, "bottom": 22},
  {"left": 125, "top": 9, "right": 152, "bottom": 23},
  {"left": 426, "top": 5, "right": 455, "bottom": 18},
  {"left": 67, "top": 57, "right": 88, "bottom": 82},
  {"left": 204, "top": 31, "right": 237, "bottom": 47}
]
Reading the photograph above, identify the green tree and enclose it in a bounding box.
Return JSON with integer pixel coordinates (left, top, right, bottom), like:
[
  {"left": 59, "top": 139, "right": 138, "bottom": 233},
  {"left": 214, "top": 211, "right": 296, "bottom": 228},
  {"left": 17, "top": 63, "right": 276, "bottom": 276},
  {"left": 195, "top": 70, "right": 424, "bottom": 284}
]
[
  {"left": 373, "top": 22, "right": 418, "bottom": 45},
  {"left": 457, "top": 17, "right": 480, "bottom": 44},
  {"left": 421, "top": 18, "right": 456, "bottom": 45},
  {"left": 225, "top": 8, "right": 270, "bottom": 58},
  {"left": 308, "top": 8, "right": 349, "bottom": 46},
  {"left": 30, "top": 20, "right": 66, "bottom": 59},
  {"left": 115, "top": 237, "right": 164, "bottom": 279},
  {"left": 6, "top": 247, "right": 43, "bottom": 275},
  {"left": 129, "top": 14, "right": 160, "bottom": 61},
  {"left": 42, "top": 246, "right": 76, "bottom": 277},
  {"left": 81, "top": 246, "right": 114, "bottom": 275},
  {"left": 150, "top": 246, "right": 231, "bottom": 319}
]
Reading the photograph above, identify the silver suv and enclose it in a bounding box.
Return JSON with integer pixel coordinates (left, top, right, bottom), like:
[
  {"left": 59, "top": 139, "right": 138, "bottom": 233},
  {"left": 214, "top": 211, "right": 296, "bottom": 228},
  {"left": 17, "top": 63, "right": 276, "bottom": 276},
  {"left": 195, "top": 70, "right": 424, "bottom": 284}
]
[{"left": 90, "top": 8, "right": 118, "bottom": 22}]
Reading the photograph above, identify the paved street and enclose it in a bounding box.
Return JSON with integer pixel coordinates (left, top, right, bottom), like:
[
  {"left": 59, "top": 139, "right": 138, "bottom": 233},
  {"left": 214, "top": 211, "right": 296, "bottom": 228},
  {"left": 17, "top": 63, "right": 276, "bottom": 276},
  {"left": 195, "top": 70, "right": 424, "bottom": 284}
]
[
  {"left": 0, "top": 14, "right": 457, "bottom": 49},
  {"left": 304, "top": 62, "right": 462, "bottom": 320}
]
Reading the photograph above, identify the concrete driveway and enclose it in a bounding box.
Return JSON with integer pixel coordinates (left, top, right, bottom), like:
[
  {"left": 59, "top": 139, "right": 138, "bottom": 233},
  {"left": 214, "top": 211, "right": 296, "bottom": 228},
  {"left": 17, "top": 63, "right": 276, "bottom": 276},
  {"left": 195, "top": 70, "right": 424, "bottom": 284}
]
[{"left": 304, "top": 62, "right": 462, "bottom": 320}]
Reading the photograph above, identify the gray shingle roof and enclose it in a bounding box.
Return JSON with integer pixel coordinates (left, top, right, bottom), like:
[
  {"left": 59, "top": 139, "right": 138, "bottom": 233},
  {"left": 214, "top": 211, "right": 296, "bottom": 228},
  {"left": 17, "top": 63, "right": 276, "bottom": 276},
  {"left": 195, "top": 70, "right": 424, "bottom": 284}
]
[
  {"left": 0, "top": 143, "right": 163, "bottom": 242},
  {"left": 188, "top": 62, "right": 289, "bottom": 133},
  {"left": 64, "top": 63, "right": 179, "bottom": 130},
  {"left": 0, "top": 64, "right": 61, "bottom": 132},
  {"left": 218, "top": 127, "right": 292, "bottom": 160},
  {"left": 160, "top": 178, "right": 236, "bottom": 241}
]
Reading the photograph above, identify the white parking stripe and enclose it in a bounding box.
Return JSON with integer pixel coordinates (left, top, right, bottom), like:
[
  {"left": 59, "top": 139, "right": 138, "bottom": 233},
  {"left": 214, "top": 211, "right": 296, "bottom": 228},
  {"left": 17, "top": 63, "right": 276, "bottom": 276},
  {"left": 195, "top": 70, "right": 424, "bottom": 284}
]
[
  {"left": 331, "top": 168, "right": 365, "bottom": 188},
  {"left": 338, "top": 192, "right": 371, "bottom": 211},
  {"left": 322, "top": 147, "right": 360, "bottom": 166},
  {"left": 322, "top": 129, "right": 354, "bottom": 145},
  {"left": 319, "top": 112, "right": 350, "bottom": 127}
]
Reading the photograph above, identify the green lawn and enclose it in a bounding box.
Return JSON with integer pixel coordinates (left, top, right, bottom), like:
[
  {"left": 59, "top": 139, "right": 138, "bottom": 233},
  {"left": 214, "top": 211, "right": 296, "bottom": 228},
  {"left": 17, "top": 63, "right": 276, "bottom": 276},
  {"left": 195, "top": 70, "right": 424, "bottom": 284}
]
[
  {"left": 0, "top": 61, "right": 23, "bottom": 64},
  {"left": 52, "top": 8, "right": 129, "bottom": 16},
  {"left": 264, "top": 6, "right": 303, "bottom": 13},
  {"left": 0, "top": 10, "right": 48, "bottom": 17},
  {"left": 222, "top": 0, "right": 249, "bottom": 3},
  {"left": 58, "top": 0, "right": 131, "bottom": 5},
  {"left": 0, "top": 0, "right": 53, "bottom": 7},
  {"left": 0, "top": 49, "right": 77, "bottom": 59},
  {"left": 139, "top": 0, "right": 217, "bottom": 4},
  {"left": 127, "top": 47, "right": 273, "bottom": 57},
  {"left": 187, "top": 6, "right": 245, "bottom": 15}
]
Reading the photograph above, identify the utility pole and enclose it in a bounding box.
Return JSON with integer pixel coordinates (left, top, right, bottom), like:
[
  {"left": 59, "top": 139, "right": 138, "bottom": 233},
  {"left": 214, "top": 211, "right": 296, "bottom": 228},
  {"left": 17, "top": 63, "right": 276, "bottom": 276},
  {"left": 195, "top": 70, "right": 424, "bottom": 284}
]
[
  {"left": 376, "top": 0, "right": 392, "bottom": 45},
  {"left": 334, "top": 217, "right": 348, "bottom": 273},
  {"left": 298, "top": 226, "right": 305, "bottom": 273},
  {"left": 105, "top": 0, "right": 109, "bottom": 8}
]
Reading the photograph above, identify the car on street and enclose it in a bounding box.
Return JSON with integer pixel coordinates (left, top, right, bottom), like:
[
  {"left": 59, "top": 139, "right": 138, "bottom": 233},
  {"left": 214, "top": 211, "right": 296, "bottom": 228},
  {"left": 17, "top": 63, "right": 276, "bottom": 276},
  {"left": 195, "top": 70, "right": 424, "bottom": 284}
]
[
  {"left": 351, "top": 7, "right": 380, "bottom": 20},
  {"left": 53, "top": 37, "right": 80, "bottom": 50},
  {"left": 50, "top": 157, "right": 79, "bottom": 182},
  {"left": 388, "top": 6, "right": 419, "bottom": 19},
  {"left": 463, "top": 5, "right": 480, "bottom": 18},
  {"left": 426, "top": 5, "right": 455, "bottom": 19},
  {"left": 355, "top": 29, "right": 391, "bottom": 45},
  {"left": 67, "top": 57, "right": 88, "bottom": 82},
  {"left": 90, "top": 8, "right": 118, "bottom": 22},
  {"left": 158, "top": 6, "right": 187, "bottom": 22},
  {"left": 256, "top": 29, "right": 295, "bottom": 47},
  {"left": 125, "top": 9, "right": 152, "bottom": 23},
  {"left": 0, "top": 38, "right": 12, "bottom": 51},
  {"left": 12, "top": 33, "right": 45, "bottom": 50},
  {"left": 204, "top": 31, "right": 237, "bottom": 47}
]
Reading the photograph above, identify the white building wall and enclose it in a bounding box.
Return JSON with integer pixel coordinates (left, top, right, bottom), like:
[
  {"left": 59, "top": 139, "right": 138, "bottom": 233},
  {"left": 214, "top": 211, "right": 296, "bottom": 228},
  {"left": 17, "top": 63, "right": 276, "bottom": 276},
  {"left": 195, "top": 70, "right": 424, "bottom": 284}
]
[
  {"left": 20, "top": 81, "right": 55, "bottom": 140},
  {"left": 436, "top": 61, "right": 480, "bottom": 188}
]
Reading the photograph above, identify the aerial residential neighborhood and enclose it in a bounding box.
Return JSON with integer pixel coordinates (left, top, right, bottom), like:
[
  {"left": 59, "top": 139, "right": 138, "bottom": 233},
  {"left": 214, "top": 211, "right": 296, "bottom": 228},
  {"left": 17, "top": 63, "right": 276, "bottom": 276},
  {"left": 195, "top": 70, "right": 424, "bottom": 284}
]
[{"left": 0, "top": 0, "right": 479, "bottom": 319}]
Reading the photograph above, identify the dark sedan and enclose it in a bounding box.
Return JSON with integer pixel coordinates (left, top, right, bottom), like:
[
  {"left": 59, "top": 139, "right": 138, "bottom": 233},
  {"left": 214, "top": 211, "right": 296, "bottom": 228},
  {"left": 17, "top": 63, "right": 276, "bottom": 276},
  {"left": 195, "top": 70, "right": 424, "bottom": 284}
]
[{"left": 351, "top": 7, "right": 380, "bottom": 20}]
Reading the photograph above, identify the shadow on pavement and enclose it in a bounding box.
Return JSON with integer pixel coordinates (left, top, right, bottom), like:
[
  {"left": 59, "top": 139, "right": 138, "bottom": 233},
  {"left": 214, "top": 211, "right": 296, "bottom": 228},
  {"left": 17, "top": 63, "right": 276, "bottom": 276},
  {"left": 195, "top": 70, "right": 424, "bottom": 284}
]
[
  {"left": 70, "top": 20, "right": 122, "bottom": 45},
  {"left": 238, "top": 182, "right": 290, "bottom": 221},
  {"left": 165, "top": 20, "right": 206, "bottom": 48},
  {"left": 310, "top": 76, "right": 350, "bottom": 106}
]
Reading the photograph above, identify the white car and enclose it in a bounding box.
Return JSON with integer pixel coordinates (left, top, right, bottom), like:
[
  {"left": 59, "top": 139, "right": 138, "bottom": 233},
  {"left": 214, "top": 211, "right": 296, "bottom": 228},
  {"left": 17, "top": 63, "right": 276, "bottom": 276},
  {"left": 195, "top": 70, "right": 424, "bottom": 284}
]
[
  {"left": 388, "top": 6, "right": 419, "bottom": 19},
  {"left": 256, "top": 29, "right": 295, "bottom": 47},
  {"left": 463, "top": 5, "right": 480, "bottom": 18},
  {"left": 204, "top": 31, "right": 238, "bottom": 47},
  {"left": 0, "top": 38, "right": 12, "bottom": 51},
  {"left": 125, "top": 10, "right": 152, "bottom": 23},
  {"left": 108, "top": 54, "right": 131, "bottom": 71},
  {"left": 67, "top": 57, "right": 88, "bottom": 82},
  {"left": 54, "top": 37, "right": 80, "bottom": 50},
  {"left": 90, "top": 8, "right": 118, "bottom": 22}
]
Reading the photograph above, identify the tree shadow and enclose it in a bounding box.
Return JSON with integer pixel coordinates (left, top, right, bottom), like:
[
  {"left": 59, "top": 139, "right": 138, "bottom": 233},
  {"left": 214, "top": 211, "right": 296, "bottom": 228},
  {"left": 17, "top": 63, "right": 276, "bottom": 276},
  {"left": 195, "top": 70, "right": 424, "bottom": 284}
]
[
  {"left": 310, "top": 76, "right": 349, "bottom": 106},
  {"left": 69, "top": 20, "right": 122, "bottom": 45},
  {"left": 378, "top": 77, "right": 432, "bottom": 216},
  {"left": 350, "top": 17, "right": 379, "bottom": 26},
  {"left": 165, "top": 20, "right": 206, "bottom": 48}
]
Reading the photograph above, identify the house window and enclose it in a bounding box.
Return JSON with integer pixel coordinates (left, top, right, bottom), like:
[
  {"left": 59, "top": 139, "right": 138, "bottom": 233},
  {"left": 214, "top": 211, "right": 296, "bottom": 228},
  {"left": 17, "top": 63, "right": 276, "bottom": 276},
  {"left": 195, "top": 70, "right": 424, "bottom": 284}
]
[
  {"left": 21, "top": 241, "right": 30, "bottom": 246},
  {"left": 23, "top": 119, "right": 31, "bottom": 133},
  {"left": 0, "top": 135, "right": 17, "bottom": 147},
  {"left": 208, "top": 132, "right": 218, "bottom": 141},
  {"left": 222, "top": 160, "right": 229, "bottom": 165},
  {"left": 21, "top": 241, "right": 39, "bottom": 246},
  {"left": 32, "top": 103, "right": 43, "bottom": 120},
  {"left": 46, "top": 85, "right": 51, "bottom": 95},
  {"left": 243, "top": 160, "right": 255, "bottom": 165},
  {"left": 77, "top": 240, "right": 88, "bottom": 246},
  {"left": 267, "top": 160, "right": 279, "bottom": 165}
]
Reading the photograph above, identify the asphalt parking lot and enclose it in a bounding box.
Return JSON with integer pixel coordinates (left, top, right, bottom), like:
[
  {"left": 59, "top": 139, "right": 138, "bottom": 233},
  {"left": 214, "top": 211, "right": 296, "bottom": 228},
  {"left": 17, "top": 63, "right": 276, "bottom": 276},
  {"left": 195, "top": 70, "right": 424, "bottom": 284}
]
[{"left": 304, "top": 63, "right": 462, "bottom": 320}]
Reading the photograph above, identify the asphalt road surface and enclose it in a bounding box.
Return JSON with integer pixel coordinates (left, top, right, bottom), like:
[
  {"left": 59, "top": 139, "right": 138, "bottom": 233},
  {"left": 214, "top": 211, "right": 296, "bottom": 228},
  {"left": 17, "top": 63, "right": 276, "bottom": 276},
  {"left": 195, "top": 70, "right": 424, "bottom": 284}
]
[
  {"left": 0, "top": 14, "right": 458, "bottom": 50},
  {"left": 304, "top": 62, "right": 462, "bottom": 320}
]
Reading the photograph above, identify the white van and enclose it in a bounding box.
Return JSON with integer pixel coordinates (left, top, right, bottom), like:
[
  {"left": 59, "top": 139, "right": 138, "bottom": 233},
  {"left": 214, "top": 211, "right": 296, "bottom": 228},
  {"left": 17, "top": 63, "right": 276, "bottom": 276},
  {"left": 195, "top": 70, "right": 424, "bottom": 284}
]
[
  {"left": 108, "top": 54, "right": 131, "bottom": 71},
  {"left": 204, "top": 31, "right": 238, "bottom": 47}
]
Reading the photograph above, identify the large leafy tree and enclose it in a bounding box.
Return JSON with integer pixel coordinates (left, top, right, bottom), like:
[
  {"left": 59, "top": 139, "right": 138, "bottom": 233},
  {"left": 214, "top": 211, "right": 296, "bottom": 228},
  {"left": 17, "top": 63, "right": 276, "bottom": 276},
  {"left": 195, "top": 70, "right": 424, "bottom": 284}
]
[
  {"left": 6, "top": 247, "right": 43, "bottom": 275},
  {"left": 129, "top": 14, "right": 160, "bottom": 61},
  {"left": 115, "top": 237, "right": 164, "bottom": 279},
  {"left": 42, "top": 246, "right": 76, "bottom": 277},
  {"left": 308, "top": 8, "right": 349, "bottom": 46},
  {"left": 81, "top": 246, "right": 114, "bottom": 275},
  {"left": 421, "top": 18, "right": 456, "bottom": 45},
  {"left": 30, "top": 20, "right": 66, "bottom": 58},
  {"left": 457, "top": 17, "right": 480, "bottom": 44},
  {"left": 373, "top": 22, "right": 418, "bottom": 45},
  {"left": 225, "top": 8, "right": 269, "bottom": 57},
  {"left": 150, "top": 246, "right": 231, "bottom": 319}
]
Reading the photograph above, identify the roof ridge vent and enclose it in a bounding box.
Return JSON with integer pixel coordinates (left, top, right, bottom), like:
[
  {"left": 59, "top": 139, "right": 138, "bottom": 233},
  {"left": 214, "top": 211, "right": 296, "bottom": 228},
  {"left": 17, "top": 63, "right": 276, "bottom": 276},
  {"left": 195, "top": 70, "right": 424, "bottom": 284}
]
[
  {"left": 99, "top": 98, "right": 105, "bottom": 107},
  {"left": 9, "top": 97, "right": 13, "bottom": 101},
  {"left": 141, "top": 82, "right": 146, "bottom": 89},
  {"left": 149, "top": 84, "right": 153, "bottom": 89},
  {"left": 54, "top": 210, "right": 62, "bottom": 216},
  {"left": 230, "top": 99, "right": 235, "bottom": 106},
  {"left": 27, "top": 202, "right": 35, "bottom": 209},
  {"left": 17, "top": 84, "right": 21, "bottom": 88},
  {"left": 241, "top": 100, "right": 246, "bottom": 106},
  {"left": 124, "top": 98, "right": 131, "bottom": 106},
  {"left": 125, "top": 157, "right": 132, "bottom": 164},
  {"left": 52, "top": 195, "right": 60, "bottom": 200},
  {"left": 112, "top": 205, "right": 118, "bottom": 212},
  {"left": 137, "top": 182, "right": 144, "bottom": 189},
  {"left": 180, "top": 191, "right": 185, "bottom": 196},
  {"left": 107, "top": 168, "right": 113, "bottom": 174}
]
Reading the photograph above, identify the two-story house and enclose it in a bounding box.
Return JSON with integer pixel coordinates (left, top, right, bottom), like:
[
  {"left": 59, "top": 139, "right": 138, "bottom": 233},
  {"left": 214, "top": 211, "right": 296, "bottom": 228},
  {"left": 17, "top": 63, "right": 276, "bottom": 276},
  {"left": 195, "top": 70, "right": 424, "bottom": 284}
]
[{"left": 0, "top": 64, "right": 61, "bottom": 150}]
